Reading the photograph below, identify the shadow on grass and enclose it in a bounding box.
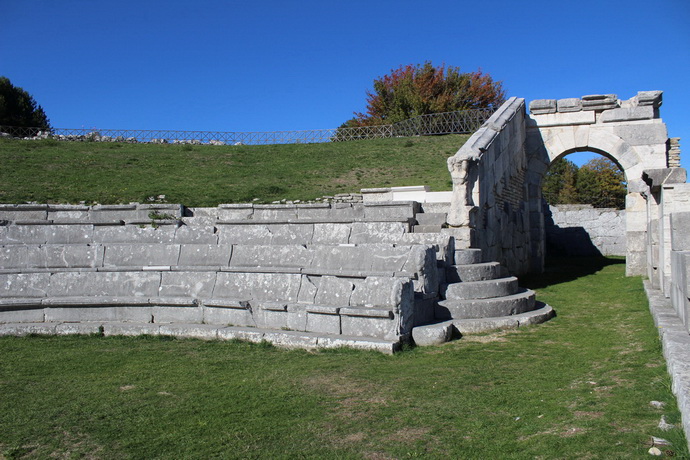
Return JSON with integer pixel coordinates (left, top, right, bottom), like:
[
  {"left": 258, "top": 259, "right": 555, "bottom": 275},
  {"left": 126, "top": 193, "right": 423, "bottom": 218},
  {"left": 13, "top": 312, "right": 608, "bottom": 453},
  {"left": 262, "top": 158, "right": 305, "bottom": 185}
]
[{"left": 519, "top": 256, "right": 625, "bottom": 290}]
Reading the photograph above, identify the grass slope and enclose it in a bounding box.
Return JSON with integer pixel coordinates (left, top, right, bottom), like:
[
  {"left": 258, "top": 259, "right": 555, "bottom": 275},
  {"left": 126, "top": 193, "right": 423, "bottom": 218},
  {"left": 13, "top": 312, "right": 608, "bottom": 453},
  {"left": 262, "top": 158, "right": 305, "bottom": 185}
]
[
  {"left": 0, "top": 136, "right": 467, "bottom": 206},
  {"left": 1, "top": 257, "right": 687, "bottom": 459}
]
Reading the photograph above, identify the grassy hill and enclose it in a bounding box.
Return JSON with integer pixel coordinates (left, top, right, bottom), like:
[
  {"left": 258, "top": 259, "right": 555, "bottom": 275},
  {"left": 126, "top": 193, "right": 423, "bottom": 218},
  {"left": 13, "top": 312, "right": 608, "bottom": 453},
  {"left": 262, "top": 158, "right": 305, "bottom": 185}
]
[{"left": 0, "top": 135, "right": 468, "bottom": 207}]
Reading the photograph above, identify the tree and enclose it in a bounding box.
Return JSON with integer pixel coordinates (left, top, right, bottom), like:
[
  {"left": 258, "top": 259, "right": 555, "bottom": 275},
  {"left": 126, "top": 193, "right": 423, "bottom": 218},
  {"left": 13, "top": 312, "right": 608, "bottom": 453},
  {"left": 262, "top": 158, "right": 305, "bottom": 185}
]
[
  {"left": 542, "top": 158, "right": 579, "bottom": 205},
  {"left": 343, "top": 62, "right": 505, "bottom": 127},
  {"left": 577, "top": 157, "right": 626, "bottom": 209},
  {"left": 0, "top": 76, "right": 51, "bottom": 136}
]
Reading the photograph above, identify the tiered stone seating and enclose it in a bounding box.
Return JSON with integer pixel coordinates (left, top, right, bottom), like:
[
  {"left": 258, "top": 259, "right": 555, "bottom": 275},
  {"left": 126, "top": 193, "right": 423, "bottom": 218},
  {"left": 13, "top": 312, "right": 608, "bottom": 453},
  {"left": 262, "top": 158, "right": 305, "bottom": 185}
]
[{"left": 1, "top": 202, "right": 553, "bottom": 350}]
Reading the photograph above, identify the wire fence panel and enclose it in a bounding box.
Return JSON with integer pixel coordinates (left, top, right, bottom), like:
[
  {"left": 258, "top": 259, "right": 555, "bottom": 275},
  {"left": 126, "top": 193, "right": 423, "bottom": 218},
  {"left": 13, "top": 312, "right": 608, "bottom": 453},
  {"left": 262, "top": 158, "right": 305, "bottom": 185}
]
[{"left": 0, "top": 108, "right": 494, "bottom": 146}]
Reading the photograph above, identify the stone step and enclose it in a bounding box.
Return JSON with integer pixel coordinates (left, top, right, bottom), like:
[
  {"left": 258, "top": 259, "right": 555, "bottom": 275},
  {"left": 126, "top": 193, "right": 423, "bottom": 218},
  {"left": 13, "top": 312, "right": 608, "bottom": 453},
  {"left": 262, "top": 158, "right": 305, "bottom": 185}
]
[
  {"left": 436, "top": 289, "right": 536, "bottom": 320},
  {"left": 414, "top": 213, "right": 447, "bottom": 225},
  {"left": 412, "top": 225, "right": 443, "bottom": 233},
  {"left": 443, "top": 276, "right": 519, "bottom": 300},
  {"left": 454, "top": 248, "right": 482, "bottom": 265},
  {"left": 445, "top": 262, "right": 501, "bottom": 282}
]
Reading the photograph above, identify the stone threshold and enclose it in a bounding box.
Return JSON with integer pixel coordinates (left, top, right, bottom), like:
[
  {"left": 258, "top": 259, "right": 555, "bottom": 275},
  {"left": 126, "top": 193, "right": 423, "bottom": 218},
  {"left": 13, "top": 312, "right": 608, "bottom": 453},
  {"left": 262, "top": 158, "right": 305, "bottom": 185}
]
[
  {"left": 0, "top": 321, "right": 400, "bottom": 354},
  {"left": 643, "top": 280, "right": 690, "bottom": 451}
]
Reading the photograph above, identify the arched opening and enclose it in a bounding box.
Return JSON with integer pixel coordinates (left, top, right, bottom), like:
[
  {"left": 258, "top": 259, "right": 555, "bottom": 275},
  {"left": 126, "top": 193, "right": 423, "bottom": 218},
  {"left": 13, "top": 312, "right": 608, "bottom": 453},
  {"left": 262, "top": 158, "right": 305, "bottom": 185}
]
[{"left": 540, "top": 150, "right": 627, "bottom": 259}]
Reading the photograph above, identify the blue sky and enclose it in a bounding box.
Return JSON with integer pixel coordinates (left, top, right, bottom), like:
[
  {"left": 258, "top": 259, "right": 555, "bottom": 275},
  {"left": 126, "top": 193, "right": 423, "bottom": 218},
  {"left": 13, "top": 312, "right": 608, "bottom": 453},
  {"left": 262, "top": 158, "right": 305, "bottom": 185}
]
[{"left": 2, "top": 0, "right": 689, "bottom": 170}]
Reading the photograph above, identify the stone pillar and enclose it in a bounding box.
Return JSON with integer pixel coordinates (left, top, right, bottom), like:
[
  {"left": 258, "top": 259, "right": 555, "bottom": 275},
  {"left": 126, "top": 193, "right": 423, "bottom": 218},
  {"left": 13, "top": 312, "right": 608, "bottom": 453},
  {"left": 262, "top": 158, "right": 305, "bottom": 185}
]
[{"left": 626, "top": 192, "right": 648, "bottom": 276}]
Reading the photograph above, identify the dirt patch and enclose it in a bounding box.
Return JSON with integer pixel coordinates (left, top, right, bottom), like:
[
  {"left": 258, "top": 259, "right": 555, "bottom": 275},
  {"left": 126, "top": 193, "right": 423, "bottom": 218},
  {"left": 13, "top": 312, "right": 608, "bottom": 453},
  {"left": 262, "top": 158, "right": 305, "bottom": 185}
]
[{"left": 391, "top": 427, "right": 431, "bottom": 444}]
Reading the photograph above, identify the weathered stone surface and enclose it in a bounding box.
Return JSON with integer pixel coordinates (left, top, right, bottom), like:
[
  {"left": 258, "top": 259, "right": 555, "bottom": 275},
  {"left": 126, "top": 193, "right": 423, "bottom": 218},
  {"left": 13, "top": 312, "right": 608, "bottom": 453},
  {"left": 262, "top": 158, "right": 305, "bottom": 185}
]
[
  {"left": 0, "top": 273, "right": 50, "bottom": 297},
  {"left": 556, "top": 98, "right": 582, "bottom": 112},
  {"left": 103, "top": 244, "right": 180, "bottom": 267},
  {"left": 48, "top": 271, "right": 161, "bottom": 298},
  {"left": 159, "top": 271, "right": 217, "bottom": 298},
  {"left": 437, "top": 289, "right": 536, "bottom": 320},
  {"left": 600, "top": 105, "right": 655, "bottom": 122},
  {"left": 529, "top": 99, "right": 557, "bottom": 115},
  {"left": 411, "top": 320, "right": 453, "bottom": 346},
  {"left": 671, "top": 214, "right": 690, "bottom": 251},
  {"left": 444, "top": 276, "right": 518, "bottom": 300}
]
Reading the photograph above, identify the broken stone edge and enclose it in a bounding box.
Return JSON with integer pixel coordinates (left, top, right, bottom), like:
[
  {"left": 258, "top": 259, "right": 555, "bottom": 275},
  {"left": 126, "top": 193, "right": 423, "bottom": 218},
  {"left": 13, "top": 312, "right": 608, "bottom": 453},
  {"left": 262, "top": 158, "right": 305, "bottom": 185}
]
[{"left": 643, "top": 280, "right": 690, "bottom": 451}]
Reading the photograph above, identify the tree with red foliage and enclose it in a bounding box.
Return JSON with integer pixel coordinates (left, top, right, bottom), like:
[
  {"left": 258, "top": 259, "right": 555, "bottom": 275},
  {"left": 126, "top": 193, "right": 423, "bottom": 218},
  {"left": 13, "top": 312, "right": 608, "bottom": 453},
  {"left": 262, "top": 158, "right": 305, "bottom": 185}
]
[{"left": 342, "top": 62, "right": 505, "bottom": 127}]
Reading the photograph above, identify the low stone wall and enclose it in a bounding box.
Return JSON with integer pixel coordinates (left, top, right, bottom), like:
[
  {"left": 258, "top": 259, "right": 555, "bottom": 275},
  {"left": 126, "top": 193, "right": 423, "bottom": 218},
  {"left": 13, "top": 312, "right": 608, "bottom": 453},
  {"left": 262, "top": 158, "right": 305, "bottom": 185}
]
[{"left": 544, "top": 204, "right": 626, "bottom": 257}]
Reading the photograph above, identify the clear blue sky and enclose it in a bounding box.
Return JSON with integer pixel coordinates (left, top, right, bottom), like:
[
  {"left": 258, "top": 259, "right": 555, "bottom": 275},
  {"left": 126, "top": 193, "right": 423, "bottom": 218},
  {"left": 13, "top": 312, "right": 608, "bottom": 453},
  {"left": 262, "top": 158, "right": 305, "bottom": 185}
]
[{"left": 2, "top": 0, "right": 689, "bottom": 170}]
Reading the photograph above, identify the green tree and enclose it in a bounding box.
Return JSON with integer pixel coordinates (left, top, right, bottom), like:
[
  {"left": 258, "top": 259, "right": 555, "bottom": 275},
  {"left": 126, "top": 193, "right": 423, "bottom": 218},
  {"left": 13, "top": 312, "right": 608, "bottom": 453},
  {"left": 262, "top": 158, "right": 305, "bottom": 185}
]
[
  {"left": 577, "top": 157, "right": 626, "bottom": 209},
  {"left": 343, "top": 62, "right": 505, "bottom": 127},
  {"left": 542, "top": 158, "right": 579, "bottom": 205},
  {"left": 0, "top": 76, "right": 51, "bottom": 136}
]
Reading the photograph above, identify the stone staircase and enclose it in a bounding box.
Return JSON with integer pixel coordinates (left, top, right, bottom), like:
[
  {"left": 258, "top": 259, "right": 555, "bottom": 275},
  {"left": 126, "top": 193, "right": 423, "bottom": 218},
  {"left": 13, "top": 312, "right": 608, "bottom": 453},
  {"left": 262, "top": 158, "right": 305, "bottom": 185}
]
[{"left": 412, "top": 212, "right": 446, "bottom": 233}]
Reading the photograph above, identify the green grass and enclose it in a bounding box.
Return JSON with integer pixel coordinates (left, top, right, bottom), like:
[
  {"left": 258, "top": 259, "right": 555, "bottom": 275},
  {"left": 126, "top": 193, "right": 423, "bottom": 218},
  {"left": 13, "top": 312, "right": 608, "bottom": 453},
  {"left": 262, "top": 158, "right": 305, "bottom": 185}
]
[
  {"left": 0, "top": 136, "right": 467, "bottom": 206},
  {"left": 1, "top": 257, "right": 687, "bottom": 459}
]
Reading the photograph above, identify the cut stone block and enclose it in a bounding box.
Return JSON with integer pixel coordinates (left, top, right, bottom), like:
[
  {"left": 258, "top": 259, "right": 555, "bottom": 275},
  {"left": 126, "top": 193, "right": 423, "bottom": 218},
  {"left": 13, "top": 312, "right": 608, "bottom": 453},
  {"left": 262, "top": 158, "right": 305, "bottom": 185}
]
[
  {"left": 103, "top": 244, "right": 181, "bottom": 267},
  {"left": 446, "top": 262, "right": 502, "bottom": 282},
  {"left": 455, "top": 248, "right": 482, "bottom": 265},
  {"left": 436, "top": 289, "right": 536, "bottom": 320},
  {"left": 411, "top": 320, "right": 454, "bottom": 346},
  {"left": 213, "top": 272, "right": 302, "bottom": 303},
  {"left": 0, "top": 273, "right": 51, "bottom": 297},
  {"left": 529, "top": 99, "right": 557, "bottom": 115},
  {"left": 158, "top": 271, "right": 217, "bottom": 298},
  {"left": 47, "top": 271, "right": 161, "bottom": 298},
  {"left": 230, "top": 244, "right": 313, "bottom": 269},
  {"left": 444, "top": 276, "right": 519, "bottom": 300},
  {"left": 178, "top": 244, "right": 231, "bottom": 266}
]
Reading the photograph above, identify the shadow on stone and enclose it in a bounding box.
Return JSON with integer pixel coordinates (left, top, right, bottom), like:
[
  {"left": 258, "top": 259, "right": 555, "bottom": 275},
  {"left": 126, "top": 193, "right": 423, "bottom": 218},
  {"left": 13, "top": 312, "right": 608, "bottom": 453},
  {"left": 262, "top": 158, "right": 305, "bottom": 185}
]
[{"left": 520, "top": 256, "right": 625, "bottom": 290}]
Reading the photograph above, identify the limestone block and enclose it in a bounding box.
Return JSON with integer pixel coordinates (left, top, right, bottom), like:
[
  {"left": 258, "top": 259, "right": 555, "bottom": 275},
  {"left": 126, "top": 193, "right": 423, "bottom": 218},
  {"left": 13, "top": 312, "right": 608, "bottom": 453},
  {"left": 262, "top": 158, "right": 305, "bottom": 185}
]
[
  {"left": 263, "top": 331, "right": 319, "bottom": 349},
  {"left": 349, "top": 222, "right": 408, "bottom": 244},
  {"left": 329, "top": 203, "right": 365, "bottom": 220},
  {"left": 0, "top": 273, "right": 50, "bottom": 297},
  {"left": 45, "top": 305, "right": 154, "bottom": 323},
  {"left": 529, "top": 99, "right": 557, "bottom": 115},
  {"left": 305, "top": 309, "right": 341, "bottom": 334},
  {"left": 213, "top": 272, "right": 302, "bottom": 303},
  {"left": 217, "top": 224, "right": 273, "bottom": 245},
  {"left": 350, "top": 277, "right": 405, "bottom": 308},
  {"left": 315, "top": 335, "right": 398, "bottom": 354},
  {"left": 159, "top": 271, "right": 217, "bottom": 298},
  {"left": 363, "top": 202, "right": 416, "bottom": 220},
  {"left": 411, "top": 320, "right": 454, "bottom": 346},
  {"left": 93, "top": 225, "right": 176, "bottom": 244},
  {"left": 635, "top": 90, "right": 663, "bottom": 107},
  {"left": 31, "top": 244, "right": 104, "bottom": 269},
  {"left": 202, "top": 304, "right": 255, "bottom": 327},
  {"left": 0, "top": 322, "right": 56, "bottom": 336},
  {"left": 600, "top": 105, "right": 655, "bottom": 123},
  {"left": 340, "top": 314, "right": 397, "bottom": 340},
  {"left": 252, "top": 204, "right": 297, "bottom": 221},
  {"left": 297, "top": 275, "right": 319, "bottom": 303},
  {"left": 531, "top": 111, "right": 595, "bottom": 127},
  {"left": 0, "top": 245, "right": 28, "bottom": 269},
  {"left": 312, "top": 223, "right": 352, "bottom": 244},
  {"left": 151, "top": 306, "right": 204, "bottom": 323},
  {"left": 174, "top": 225, "right": 218, "bottom": 244},
  {"left": 287, "top": 304, "right": 307, "bottom": 331},
  {"left": 402, "top": 245, "right": 439, "bottom": 296},
  {"left": 254, "top": 306, "right": 288, "bottom": 330},
  {"left": 361, "top": 188, "right": 393, "bottom": 203},
  {"left": 314, "top": 276, "right": 354, "bottom": 306},
  {"left": 178, "top": 244, "right": 232, "bottom": 267},
  {"left": 581, "top": 94, "right": 619, "bottom": 111},
  {"left": 612, "top": 123, "right": 668, "bottom": 146},
  {"left": 47, "top": 205, "right": 90, "bottom": 221},
  {"left": 90, "top": 204, "right": 138, "bottom": 222},
  {"left": 55, "top": 322, "right": 102, "bottom": 335},
  {"left": 216, "top": 204, "right": 254, "bottom": 220},
  {"left": 216, "top": 326, "right": 265, "bottom": 342},
  {"left": 295, "top": 203, "right": 332, "bottom": 220},
  {"left": 47, "top": 271, "right": 161, "bottom": 298},
  {"left": 0, "top": 204, "right": 49, "bottom": 221},
  {"left": 158, "top": 323, "right": 218, "bottom": 339},
  {"left": 557, "top": 98, "right": 582, "bottom": 112},
  {"left": 2, "top": 224, "right": 93, "bottom": 245},
  {"left": 102, "top": 323, "right": 160, "bottom": 337},
  {"left": 268, "top": 224, "right": 314, "bottom": 245},
  {"left": 230, "top": 244, "right": 313, "bottom": 269},
  {"left": 671, "top": 213, "right": 690, "bottom": 251},
  {"left": 0, "top": 303, "right": 45, "bottom": 323},
  {"left": 103, "top": 244, "right": 180, "bottom": 267}
]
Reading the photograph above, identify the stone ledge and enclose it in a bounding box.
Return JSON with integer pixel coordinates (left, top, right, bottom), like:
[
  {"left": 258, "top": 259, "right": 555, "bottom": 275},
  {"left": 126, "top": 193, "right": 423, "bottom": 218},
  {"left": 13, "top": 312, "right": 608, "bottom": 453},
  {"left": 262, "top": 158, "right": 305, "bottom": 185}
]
[
  {"left": 451, "top": 303, "right": 555, "bottom": 334},
  {"left": 643, "top": 280, "right": 690, "bottom": 451},
  {"left": 0, "top": 321, "right": 400, "bottom": 353}
]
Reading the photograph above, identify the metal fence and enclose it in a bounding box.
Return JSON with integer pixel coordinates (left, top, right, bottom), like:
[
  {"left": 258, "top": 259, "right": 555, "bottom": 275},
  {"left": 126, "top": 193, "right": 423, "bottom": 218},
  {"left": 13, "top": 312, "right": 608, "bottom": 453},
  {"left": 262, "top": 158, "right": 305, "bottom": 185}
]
[{"left": 0, "top": 108, "right": 494, "bottom": 145}]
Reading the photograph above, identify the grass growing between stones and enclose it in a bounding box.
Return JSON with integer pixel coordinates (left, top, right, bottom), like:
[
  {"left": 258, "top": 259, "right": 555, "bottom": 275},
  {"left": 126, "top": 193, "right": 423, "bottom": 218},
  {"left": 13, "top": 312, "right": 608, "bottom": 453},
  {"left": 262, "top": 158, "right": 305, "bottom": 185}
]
[
  {"left": 1, "top": 257, "right": 687, "bottom": 459},
  {"left": 0, "top": 135, "right": 467, "bottom": 206}
]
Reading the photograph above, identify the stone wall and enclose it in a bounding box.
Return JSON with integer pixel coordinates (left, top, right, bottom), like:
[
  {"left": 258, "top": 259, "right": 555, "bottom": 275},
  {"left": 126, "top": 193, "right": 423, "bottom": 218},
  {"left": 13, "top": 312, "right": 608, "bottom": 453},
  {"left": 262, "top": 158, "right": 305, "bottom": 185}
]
[
  {"left": 447, "top": 97, "right": 534, "bottom": 275},
  {"left": 544, "top": 204, "right": 626, "bottom": 257},
  {"left": 669, "top": 212, "right": 690, "bottom": 333}
]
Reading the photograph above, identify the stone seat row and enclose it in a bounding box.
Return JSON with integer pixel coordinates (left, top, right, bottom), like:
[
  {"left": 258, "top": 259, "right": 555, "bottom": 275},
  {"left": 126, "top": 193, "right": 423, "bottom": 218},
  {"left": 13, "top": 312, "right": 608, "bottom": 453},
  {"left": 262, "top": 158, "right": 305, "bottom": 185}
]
[
  {"left": 0, "top": 242, "right": 435, "bottom": 279},
  {"left": 0, "top": 201, "right": 418, "bottom": 224},
  {"left": 0, "top": 220, "right": 420, "bottom": 246},
  {"left": 0, "top": 270, "right": 414, "bottom": 340}
]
